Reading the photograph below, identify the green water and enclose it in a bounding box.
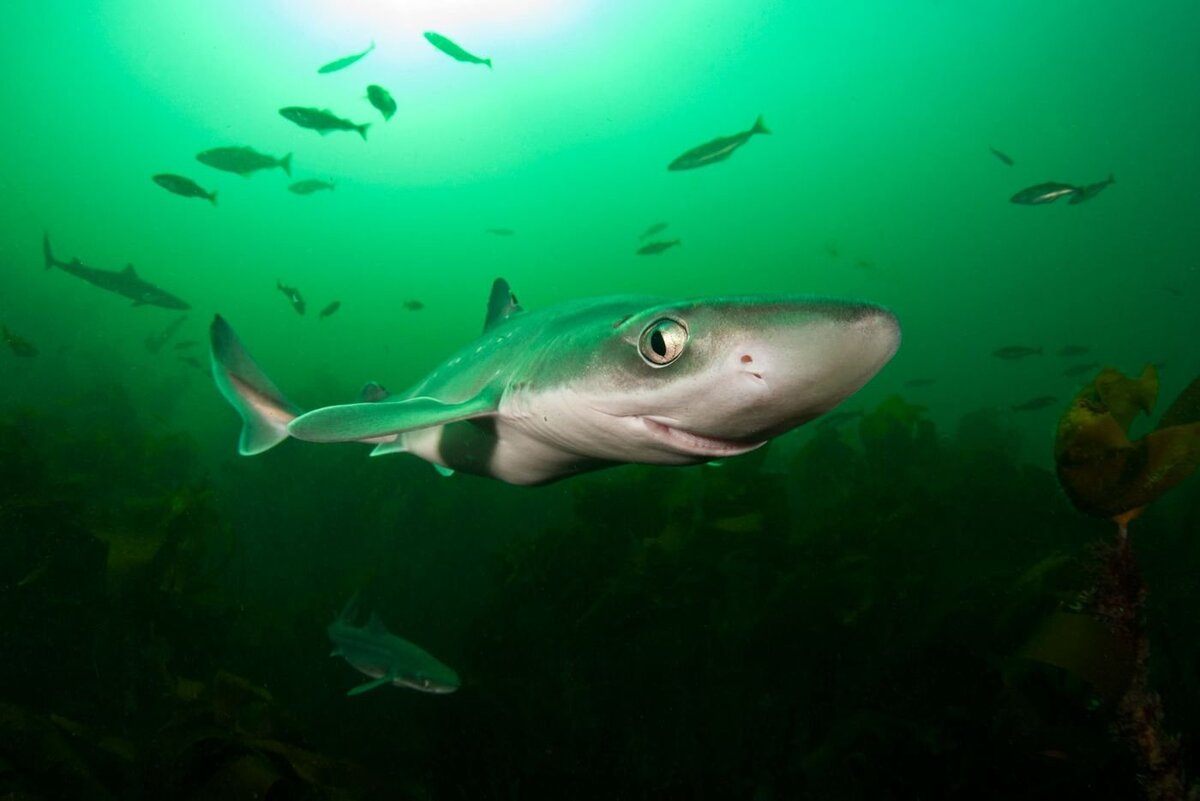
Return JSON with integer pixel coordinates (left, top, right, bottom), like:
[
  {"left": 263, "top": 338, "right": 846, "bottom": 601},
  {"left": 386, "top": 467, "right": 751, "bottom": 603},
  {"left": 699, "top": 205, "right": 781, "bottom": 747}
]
[{"left": 1, "top": 1, "right": 1198, "bottom": 798}]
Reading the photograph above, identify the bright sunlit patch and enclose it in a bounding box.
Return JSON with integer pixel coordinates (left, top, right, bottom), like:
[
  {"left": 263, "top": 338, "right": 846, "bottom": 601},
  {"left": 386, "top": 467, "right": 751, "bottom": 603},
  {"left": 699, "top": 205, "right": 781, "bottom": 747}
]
[{"left": 286, "top": 0, "right": 587, "bottom": 47}]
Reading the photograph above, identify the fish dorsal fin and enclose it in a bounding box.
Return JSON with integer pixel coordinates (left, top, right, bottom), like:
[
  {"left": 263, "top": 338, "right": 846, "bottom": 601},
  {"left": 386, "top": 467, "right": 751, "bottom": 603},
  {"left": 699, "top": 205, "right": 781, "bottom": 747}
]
[
  {"left": 289, "top": 390, "right": 498, "bottom": 443},
  {"left": 484, "top": 278, "right": 523, "bottom": 332},
  {"left": 123, "top": 264, "right": 138, "bottom": 277},
  {"left": 358, "top": 381, "right": 391, "bottom": 402},
  {"left": 366, "top": 612, "right": 387, "bottom": 633}
]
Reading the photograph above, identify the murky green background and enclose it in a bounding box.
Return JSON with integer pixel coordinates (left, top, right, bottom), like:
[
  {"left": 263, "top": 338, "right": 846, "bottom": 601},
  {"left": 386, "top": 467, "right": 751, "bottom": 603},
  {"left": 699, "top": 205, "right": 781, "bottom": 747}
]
[{"left": 1, "top": 1, "right": 1197, "bottom": 798}]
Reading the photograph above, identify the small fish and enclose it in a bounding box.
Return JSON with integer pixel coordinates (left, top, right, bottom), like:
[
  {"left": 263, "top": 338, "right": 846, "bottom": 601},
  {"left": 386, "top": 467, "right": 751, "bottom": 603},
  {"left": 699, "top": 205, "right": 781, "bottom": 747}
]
[
  {"left": 2, "top": 324, "right": 37, "bottom": 357},
  {"left": 1057, "top": 345, "right": 1091, "bottom": 357},
  {"left": 1012, "top": 395, "right": 1058, "bottom": 412},
  {"left": 668, "top": 115, "right": 770, "bottom": 171},
  {"left": 424, "top": 32, "right": 491, "bottom": 68},
  {"left": 366, "top": 84, "right": 396, "bottom": 121},
  {"left": 178, "top": 355, "right": 205, "bottom": 371},
  {"left": 1010, "top": 182, "right": 1078, "bottom": 205},
  {"left": 637, "top": 239, "right": 681, "bottom": 256},
  {"left": 174, "top": 340, "right": 199, "bottom": 350},
  {"left": 1062, "top": 362, "right": 1099, "bottom": 377},
  {"left": 317, "top": 42, "right": 374, "bottom": 74},
  {"left": 152, "top": 174, "right": 217, "bottom": 205},
  {"left": 485, "top": 228, "right": 515, "bottom": 236},
  {"left": 403, "top": 300, "right": 425, "bottom": 311},
  {"left": 904, "top": 378, "right": 936, "bottom": 388},
  {"left": 992, "top": 346, "right": 1042, "bottom": 360},
  {"left": 277, "top": 281, "right": 306, "bottom": 315},
  {"left": 319, "top": 300, "right": 342, "bottom": 318},
  {"left": 1067, "top": 174, "right": 1114, "bottom": 205},
  {"left": 639, "top": 222, "right": 669, "bottom": 239},
  {"left": 289, "top": 179, "right": 335, "bottom": 195},
  {"left": 197, "top": 146, "right": 291, "bottom": 177},
  {"left": 280, "top": 107, "right": 370, "bottom": 140},
  {"left": 144, "top": 314, "right": 189, "bottom": 353},
  {"left": 988, "top": 146, "right": 1014, "bottom": 166}
]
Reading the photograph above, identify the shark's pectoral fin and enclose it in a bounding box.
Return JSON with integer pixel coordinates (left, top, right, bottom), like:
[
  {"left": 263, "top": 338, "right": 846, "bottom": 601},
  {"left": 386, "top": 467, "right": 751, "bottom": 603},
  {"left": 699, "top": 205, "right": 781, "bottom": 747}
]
[
  {"left": 433, "top": 464, "right": 455, "bottom": 477},
  {"left": 347, "top": 675, "right": 393, "bottom": 696},
  {"left": 369, "top": 437, "right": 408, "bottom": 457},
  {"left": 289, "top": 392, "right": 497, "bottom": 443}
]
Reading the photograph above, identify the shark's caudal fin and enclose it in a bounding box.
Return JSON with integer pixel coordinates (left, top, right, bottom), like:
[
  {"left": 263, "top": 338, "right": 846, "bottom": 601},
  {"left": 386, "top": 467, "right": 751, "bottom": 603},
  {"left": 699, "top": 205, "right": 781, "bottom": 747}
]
[
  {"left": 751, "top": 115, "right": 770, "bottom": 136},
  {"left": 356, "top": 123, "right": 370, "bottom": 141},
  {"left": 210, "top": 315, "right": 304, "bottom": 455},
  {"left": 279, "top": 153, "right": 293, "bottom": 177},
  {"left": 483, "top": 277, "right": 523, "bottom": 331},
  {"left": 41, "top": 232, "right": 57, "bottom": 270}
]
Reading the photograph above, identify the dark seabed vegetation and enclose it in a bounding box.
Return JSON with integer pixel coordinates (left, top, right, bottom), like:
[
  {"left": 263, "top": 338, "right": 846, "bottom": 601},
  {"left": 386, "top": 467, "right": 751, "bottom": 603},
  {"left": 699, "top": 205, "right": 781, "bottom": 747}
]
[{"left": 1, "top": 0, "right": 1199, "bottom": 798}]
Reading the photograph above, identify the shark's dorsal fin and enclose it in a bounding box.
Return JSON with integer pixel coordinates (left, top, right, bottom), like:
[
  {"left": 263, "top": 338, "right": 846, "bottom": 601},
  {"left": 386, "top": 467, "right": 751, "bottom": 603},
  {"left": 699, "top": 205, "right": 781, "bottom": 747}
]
[
  {"left": 366, "top": 612, "right": 387, "bottom": 634},
  {"left": 289, "top": 391, "right": 498, "bottom": 443},
  {"left": 484, "top": 278, "right": 523, "bottom": 332},
  {"left": 122, "top": 263, "right": 138, "bottom": 277}
]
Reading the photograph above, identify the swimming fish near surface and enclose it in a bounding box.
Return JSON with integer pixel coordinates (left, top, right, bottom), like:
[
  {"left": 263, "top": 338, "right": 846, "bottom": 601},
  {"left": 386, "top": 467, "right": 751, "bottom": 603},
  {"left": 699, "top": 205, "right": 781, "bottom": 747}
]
[
  {"left": 1010, "top": 182, "right": 1078, "bottom": 205},
  {"left": 152, "top": 174, "right": 217, "bottom": 205},
  {"left": 328, "top": 594, "right": 460, "bottom": 695},
  {"left": 289, "top": 179, "right": 335, "bottom": 195},
  {"left": 196, "top": 146, "right": 292, "bottom": 177},
  {"left": 988, "top": 146, "right": 1014, "bottom": 166},
  {"left": 319, "top": 300, "right": 341, "bottom": 318},
  {"left": 668, "top": 116, "right": 769, "bottom": 171},
  {"left": 637, "top": 239, "right": 681, "bottom": 256},
  {"left": 317, "top": 42, "right": 375, "bottom": 74},
  {"left": 423, "top": 32, "right": 491, "bottom": 68},
  {"left": 403, "top": 300, "right": 425, "bottom": 311},
  {"left": 210, "top": 277, "right": 901, "bottom": 485},
  {"left": 280, "top": 107, "right": 371, "bottom": 140},
  {"left": 993, "top": 345, "right": 1042, "bottom": 360},
  {"left": 366, "top": 84, "right": 396, "bottom": 121},
  {"left": 277, "top": 281, "right": 306, "bottom": 315},
  {"left": 639, "top": 222, "right": 669, "bottom": 239}
]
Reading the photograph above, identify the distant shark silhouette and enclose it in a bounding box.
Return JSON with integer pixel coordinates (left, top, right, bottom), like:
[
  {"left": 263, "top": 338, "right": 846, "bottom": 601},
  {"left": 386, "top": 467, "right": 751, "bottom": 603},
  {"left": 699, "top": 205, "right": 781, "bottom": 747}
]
[
  {"left": 42, "top": 232, "right": 190, "bottom": 310},
  {"left": 211, "top": 278, "right": 900, "bottom": 485}
]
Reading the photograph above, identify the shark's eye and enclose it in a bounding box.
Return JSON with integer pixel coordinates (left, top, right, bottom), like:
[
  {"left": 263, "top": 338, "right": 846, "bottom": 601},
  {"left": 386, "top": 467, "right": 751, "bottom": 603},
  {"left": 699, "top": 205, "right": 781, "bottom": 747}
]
[{"left": 638, "top": 318, "right": 688, "bottom": 367}]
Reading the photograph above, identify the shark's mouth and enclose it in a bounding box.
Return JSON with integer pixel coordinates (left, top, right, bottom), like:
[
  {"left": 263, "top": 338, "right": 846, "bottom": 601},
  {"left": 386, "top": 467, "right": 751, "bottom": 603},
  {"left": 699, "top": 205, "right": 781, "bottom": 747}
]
[{"left": 638, "top": 416, "right": 766, "bottom": 458}]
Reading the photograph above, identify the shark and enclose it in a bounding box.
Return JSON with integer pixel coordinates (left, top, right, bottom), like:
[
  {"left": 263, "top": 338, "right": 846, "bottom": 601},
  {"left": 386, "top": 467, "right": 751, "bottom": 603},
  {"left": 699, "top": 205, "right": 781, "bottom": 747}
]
[
  {"left": 42, "top": 232, "right": 190, "bottom": 310},
  {"left": 210, "top": 278, "right": 900, "bottom": 485},
  {"left": 328, "top": 595, "right": 460, "bottom": 696}
]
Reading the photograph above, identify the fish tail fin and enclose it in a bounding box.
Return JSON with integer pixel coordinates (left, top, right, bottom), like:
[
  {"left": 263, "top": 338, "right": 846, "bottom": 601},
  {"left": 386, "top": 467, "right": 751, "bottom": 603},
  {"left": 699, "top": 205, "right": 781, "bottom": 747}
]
[
  {"left": 209, "top": 191, "right": 218, "bottom": 207},
  {"left": 483, "top": 58, "right": 493, "bottom": 69},
  {"left": 1108, "top": 173, "right": 1115, "bottom": 183},
  {"left": 357, "top": 123, "right": 370, "bottom": 141},
  {"left": 41, "top": 231, "right": 56, "bottom": 270},
  {"left": 210, "top": 314, "right": 303, "bottom": 455},
  {"left": 752, "top": 115, "right": 770, "bottom": 135},
  {"left": 279, "top": 153, "right": 293, "bottom": 177}
]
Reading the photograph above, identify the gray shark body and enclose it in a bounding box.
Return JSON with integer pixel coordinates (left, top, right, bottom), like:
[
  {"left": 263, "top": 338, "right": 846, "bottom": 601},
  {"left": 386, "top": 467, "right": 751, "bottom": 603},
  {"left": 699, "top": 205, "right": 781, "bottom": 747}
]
[
  {"left": 42, "top": 233, "right": 190, "bottom": 310},
  {"left": 211, "top": 279, "right": 899, "bottom": 485}
]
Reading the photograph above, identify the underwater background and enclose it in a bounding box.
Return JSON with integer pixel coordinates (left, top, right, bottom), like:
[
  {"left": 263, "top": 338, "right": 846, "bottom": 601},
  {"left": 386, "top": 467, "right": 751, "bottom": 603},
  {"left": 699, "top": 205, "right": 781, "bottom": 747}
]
[{"left": 1, "top": 0, "right": 1198, "bottom": 798}]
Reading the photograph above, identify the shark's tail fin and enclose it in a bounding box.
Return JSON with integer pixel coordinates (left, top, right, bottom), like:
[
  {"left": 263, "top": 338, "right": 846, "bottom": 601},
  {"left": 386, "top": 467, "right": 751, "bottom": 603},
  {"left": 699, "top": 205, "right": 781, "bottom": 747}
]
[
  {"left": 751, "top": 115, "right": 770, "bottom": 136},
  {"left": 210, "top": 315, "right": 304, "bottom": 455},
  {"left": 279, "top": 153, "right": 293, "bottom": 177},
  {"left": 41, "top": 231, "right": 56, "bottom": 270},
  {"left": 356, "top": 123, "right": 370, "bottom": 141}
]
